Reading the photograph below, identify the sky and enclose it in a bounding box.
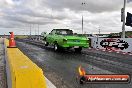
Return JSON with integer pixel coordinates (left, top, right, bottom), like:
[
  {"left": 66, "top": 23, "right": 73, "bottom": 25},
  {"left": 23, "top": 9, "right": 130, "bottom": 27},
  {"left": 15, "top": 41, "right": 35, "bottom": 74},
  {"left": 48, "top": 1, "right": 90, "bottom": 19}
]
[{"left": 0, "top": 0, "right": 132, "bottom": 35}]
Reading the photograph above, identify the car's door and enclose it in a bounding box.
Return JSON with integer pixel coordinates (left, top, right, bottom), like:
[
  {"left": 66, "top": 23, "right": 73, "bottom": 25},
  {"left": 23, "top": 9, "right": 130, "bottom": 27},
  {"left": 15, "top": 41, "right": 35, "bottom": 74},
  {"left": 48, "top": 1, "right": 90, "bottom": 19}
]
[{"left": 47, "top": 30, "right": 56, "bottom": 44}]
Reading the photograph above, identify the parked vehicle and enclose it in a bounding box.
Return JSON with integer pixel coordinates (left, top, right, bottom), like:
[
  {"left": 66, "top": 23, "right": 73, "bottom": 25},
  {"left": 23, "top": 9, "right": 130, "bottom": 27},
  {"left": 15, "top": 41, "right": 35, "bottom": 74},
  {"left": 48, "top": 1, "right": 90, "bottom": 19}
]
[{"left": 43, "top": 29, "right": 89, "bottom": 52}]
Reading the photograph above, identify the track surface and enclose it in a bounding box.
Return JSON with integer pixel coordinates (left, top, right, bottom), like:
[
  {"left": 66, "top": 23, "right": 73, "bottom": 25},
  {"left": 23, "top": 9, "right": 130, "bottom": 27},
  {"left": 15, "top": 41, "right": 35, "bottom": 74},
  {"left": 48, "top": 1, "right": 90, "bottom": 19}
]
[
  {"left": 17, "top": 40, "right": 132, "bottom": 88},
  {"left": 0, "top": 39, "right": 7, "bottom": 88}
]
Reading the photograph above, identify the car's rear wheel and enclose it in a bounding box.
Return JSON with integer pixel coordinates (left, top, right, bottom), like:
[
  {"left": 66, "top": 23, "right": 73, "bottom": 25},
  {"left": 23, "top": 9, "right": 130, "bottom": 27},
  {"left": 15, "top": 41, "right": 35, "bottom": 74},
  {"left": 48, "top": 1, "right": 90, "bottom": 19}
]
[{"left": 74, "top": 47, "right": 82, "bottom": 52}]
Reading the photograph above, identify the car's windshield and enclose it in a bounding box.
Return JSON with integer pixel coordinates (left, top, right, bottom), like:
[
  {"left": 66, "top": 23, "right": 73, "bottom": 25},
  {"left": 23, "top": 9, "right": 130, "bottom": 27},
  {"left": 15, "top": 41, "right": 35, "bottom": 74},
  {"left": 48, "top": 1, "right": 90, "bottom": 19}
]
[{"left": 56, "top": 30, "right": 73, "bottom": 35}]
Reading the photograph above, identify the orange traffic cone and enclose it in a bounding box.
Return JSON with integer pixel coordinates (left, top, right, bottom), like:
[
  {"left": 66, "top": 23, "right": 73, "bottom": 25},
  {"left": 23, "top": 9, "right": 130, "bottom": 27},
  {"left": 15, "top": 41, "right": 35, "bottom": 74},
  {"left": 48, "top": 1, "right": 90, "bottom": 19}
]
[{"left": 8, "top": 32, "right": 17, "bottom": 48}]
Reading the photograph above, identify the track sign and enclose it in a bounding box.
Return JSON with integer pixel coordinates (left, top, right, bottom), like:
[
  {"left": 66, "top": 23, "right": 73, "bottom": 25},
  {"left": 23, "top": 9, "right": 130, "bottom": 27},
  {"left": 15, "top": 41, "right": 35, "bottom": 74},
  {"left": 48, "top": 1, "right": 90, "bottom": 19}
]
[{"left": 125, "top": 12, "right": 132, "bottom": 27}]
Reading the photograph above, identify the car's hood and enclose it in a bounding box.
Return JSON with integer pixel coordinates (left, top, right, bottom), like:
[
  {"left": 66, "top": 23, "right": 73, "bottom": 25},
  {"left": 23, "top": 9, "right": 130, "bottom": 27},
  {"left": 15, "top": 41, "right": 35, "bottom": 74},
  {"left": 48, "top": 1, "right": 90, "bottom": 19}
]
[{"left": 64, "top": 35, "right": 88, "bottom": 40}]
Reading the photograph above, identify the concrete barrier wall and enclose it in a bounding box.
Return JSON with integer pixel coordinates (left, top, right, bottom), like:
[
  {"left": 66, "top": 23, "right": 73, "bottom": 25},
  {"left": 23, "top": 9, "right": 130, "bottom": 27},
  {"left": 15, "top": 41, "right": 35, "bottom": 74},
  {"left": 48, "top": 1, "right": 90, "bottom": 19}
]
[
  {"left": 5, "top": 39, "right": 47, "bottom": 88},
  {"left": 91, "top": 38, "right": 132, "bottom": 53}
]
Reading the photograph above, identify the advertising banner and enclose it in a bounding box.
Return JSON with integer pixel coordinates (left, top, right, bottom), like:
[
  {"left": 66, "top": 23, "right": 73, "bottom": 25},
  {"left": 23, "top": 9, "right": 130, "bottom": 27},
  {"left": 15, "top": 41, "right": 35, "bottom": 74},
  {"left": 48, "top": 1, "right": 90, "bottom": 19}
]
[{"left": 91, "top": 38, "right": 132, "bottom": 53}]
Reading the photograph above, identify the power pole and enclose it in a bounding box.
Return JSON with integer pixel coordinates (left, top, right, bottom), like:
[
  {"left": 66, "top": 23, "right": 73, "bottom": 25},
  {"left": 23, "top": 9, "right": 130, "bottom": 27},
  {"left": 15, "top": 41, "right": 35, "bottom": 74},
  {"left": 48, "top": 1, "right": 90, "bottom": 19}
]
[{"left": 122, "top": 0, "right": 126, "bottom": 38}]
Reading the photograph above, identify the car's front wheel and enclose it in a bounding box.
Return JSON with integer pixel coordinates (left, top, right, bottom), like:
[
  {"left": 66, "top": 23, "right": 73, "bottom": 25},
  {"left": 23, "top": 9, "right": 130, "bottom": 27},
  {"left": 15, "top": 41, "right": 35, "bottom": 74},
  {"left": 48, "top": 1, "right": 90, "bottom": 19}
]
[
  {"left": 74, "top": 47, "right": 82, "bottom": 52},
  {"left": 54, "top": 43, "right": 60, "bottom": 51},
  {"left": 44, "top": 41, "right": 49, "bottom": 46}
]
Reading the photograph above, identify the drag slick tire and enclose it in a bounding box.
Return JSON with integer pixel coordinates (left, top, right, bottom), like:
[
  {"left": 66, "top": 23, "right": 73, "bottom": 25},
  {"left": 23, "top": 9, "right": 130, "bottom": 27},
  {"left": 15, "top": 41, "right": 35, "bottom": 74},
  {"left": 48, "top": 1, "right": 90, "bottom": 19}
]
[{"left": 74, "top": 47, "right": 82, "bottom": 52}]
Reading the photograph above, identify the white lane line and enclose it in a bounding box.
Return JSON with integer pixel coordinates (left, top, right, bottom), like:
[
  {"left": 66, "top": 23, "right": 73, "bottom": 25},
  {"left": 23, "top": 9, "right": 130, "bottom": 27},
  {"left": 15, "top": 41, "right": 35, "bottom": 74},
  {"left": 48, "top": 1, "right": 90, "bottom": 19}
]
[{"left": 45, "top": 77, "right": 56, "bottom": 88}]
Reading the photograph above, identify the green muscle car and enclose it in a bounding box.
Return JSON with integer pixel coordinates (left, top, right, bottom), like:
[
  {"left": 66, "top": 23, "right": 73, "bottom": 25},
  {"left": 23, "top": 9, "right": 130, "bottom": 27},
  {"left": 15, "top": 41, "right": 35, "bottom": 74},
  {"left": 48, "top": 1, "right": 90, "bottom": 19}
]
[{"left": 43, "top": 29, "right": 89, "bottom": 52}]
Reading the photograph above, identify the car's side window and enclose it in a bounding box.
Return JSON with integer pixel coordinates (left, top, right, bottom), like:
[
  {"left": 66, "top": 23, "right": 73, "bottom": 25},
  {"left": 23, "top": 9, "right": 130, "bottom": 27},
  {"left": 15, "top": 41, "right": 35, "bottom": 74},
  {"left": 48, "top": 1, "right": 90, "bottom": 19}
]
[
  {"left": 50, "top": 30, "right": 56, "bottom": 35},
  {"left": 56, "top": 30, "right": 60, "bottom": 34}
]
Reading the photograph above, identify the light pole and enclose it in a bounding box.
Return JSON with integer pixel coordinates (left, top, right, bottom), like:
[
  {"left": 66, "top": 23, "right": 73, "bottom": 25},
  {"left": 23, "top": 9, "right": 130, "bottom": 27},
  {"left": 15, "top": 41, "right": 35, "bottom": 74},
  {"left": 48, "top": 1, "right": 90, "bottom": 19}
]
[
  {"left": 99, "top": 28, "right": 101, "bottom": 34},
  {"left": 122, "top": 0, "right": 126, "bottom": 38},
  {"left": 97, "top": 26, "right": 100, "bottom": 49},
  {"left": 38, "top": 24, "right": 40, "bottom": 40},
  {"left": 30, "top": 24, "right": 31, "bottom": 36},
  {"left": 82, "top": 15, "right": 84, "bottom": 34},
  {"left": 82, "top": 2, "right": 86, "bottom": 35}
]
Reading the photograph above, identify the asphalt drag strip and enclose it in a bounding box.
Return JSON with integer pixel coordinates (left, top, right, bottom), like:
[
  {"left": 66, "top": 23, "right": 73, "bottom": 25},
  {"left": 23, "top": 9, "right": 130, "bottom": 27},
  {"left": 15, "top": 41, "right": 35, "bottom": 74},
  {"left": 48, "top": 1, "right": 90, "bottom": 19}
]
[
  {"left": 0, "top": 39, "right": 7, "bottom": 88},
  {"left": 16, "top": 41, "right": 132, "bottom": 88}
]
